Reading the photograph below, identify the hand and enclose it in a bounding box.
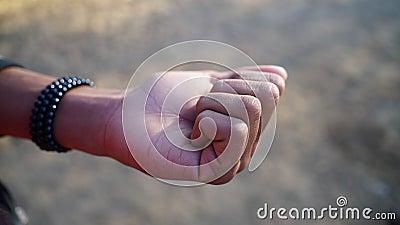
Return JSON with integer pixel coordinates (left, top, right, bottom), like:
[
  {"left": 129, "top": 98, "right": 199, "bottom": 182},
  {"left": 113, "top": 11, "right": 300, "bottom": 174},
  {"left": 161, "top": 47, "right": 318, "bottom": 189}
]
[{"left": 103, "top": 65, "right": 287, "bottom": 184}]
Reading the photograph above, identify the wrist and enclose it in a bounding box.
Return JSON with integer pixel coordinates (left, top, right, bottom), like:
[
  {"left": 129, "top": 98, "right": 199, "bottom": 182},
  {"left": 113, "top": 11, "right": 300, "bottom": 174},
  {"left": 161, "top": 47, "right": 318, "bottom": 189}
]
[
  {"left": 53, "top": 86, "right": 124, "bottom": 156},
  {"left": 101, "top": 87, "right": 145, "bottom": 172}
]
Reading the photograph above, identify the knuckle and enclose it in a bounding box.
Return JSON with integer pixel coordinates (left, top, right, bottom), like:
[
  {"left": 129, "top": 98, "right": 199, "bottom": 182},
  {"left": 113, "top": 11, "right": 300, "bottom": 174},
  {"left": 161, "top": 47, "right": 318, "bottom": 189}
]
[
  {"left": 268, "top": 73, "right": 285, "bottom": 93},
  {"left": 231, "top": 118, "right": 249, "bottom": 135},
  {"left": 196, "top": 95, "right": 213, "bottom": 112},
  {"left": 226, "top": 118, "right": 248, "bottom": 146},
  {"left": 197, "top": 95, "right": 209, "bottom": 105},
  {"left": 268, "top": 83, "right": 280, "bottom": 104},
  {"left": 260, "top": 82, "right": 280, "bottom": 104},
  {"left": 211, "top": 79, "right": 226, "bottom": 91},
  {"left": 241, "top": 95, "right": 262, "bottom": 118},
  {"left": 196, "top": 109, "right": 212, "bottom": 119}
]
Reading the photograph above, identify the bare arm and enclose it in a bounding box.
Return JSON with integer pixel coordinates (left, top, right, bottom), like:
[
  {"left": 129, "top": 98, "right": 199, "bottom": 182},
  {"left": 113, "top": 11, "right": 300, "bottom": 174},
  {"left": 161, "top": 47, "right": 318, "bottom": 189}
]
[{"left": 0, "top": 67, "right": 122, "bottom": 156}]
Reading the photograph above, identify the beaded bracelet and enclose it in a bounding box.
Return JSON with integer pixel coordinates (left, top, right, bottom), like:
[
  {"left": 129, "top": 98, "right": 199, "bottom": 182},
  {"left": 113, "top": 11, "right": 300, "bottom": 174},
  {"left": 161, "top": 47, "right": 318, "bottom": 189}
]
[{"left": 29, "top": 76, "right": 94, "bottom": 152}]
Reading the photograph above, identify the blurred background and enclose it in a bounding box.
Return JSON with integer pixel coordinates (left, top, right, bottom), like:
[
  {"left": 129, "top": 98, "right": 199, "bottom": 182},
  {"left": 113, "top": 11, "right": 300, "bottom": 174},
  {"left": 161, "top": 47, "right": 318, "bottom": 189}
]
[{"left": 0, "top": 0, "right": 399, "bottom": 224}]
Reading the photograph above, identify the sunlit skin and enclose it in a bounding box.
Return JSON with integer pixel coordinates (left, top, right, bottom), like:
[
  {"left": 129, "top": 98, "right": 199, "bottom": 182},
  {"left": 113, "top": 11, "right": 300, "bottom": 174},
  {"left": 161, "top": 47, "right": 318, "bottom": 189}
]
[
  {"left": 105, "top": 66, "right": 287, "bottom": 184},
  {"left": 0, "top": 65, "right": 286, "bottom": 185}
]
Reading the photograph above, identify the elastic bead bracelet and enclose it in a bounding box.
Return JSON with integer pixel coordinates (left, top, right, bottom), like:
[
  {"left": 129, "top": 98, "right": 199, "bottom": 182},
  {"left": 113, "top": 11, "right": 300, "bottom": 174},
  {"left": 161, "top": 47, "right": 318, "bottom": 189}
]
[{"left": 29, "top": 76, "right": 94, "bottom": 152}]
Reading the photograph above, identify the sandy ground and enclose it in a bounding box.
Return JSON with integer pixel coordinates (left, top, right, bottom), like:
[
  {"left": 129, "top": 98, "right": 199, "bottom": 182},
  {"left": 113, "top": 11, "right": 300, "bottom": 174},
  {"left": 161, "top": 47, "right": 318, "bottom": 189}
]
[{"left": 0, "top": 0, "right": 399, "bottom": 224}]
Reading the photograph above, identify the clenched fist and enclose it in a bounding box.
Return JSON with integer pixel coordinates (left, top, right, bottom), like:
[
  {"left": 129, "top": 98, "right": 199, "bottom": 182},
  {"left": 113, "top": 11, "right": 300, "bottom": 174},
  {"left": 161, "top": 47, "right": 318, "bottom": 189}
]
[{"left": 104, "top": 65, "right": 287, "bottom": 185}]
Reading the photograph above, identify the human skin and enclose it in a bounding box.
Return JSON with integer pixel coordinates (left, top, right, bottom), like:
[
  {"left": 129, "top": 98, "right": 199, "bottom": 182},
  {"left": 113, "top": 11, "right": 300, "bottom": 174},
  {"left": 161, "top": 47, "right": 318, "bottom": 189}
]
[{"left": 0, "top": 65, "right": 287, "bottom": 184}]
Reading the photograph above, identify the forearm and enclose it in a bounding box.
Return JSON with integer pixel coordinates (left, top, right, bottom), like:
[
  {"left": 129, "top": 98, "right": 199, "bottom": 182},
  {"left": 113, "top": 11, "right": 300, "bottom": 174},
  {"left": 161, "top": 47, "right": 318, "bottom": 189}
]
[
  {"left": 0, "top": 67, "right": 54, "bottom": 139},
  {"left": 0, "top": 67, "right": 122, "bottom": 157},
  {"left": 53, "top": 85, "right": 123, "bottom": 156}
]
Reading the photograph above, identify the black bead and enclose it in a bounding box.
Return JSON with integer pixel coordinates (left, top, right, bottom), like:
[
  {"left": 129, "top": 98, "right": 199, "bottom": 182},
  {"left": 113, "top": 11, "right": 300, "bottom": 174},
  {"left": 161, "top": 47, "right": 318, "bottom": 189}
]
[
  {"left": 45, "top": 118, "right": 53, "bottom": 125},
  {"left": 47, "top": 111, "right": 55, "bottom": 118},
  {"left": 44, "top": 126, "right": 52, "bottom": 133},
  {"left": 45, "top": 134, "right": 52, "bottom": 140},
  {"left": 43, "top": 88, "right": 50, "bottom": 94},
  {"left": 52, "top": 98, "right": 60, "bottom": 104},
  {"left": 39, "top": 94, "right": 46, "bottom": 100}
]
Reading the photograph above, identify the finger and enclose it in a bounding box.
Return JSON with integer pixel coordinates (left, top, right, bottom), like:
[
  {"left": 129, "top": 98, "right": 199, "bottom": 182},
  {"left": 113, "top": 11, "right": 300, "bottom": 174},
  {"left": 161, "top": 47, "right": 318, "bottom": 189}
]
[
  {"left": 211, "top": 79, "right": 280, "bottom": 105},
  {"left": 192, "top": 106, "right": 255, "bottom": 156},
  {"left": 195, "top": 93, "right": 261, "bottom": 172},
  {"left": 197, "top": 143, "right": 242, "bottom": 185},
  {"left": 191, "top": 110, "right": 249, "bottom": 183},
  {"left": 191, "top": 110, "right": 230, "bottom": 153},
  {"left": 199, "top": 144, "right": 242, "bottom": 185},
  {"left": 211, "top": 79, "right": 277, "bottom": 128},
  {"left": 230, "top": 70, "right": 286, "bottom": 96},
  {"left": 195, "top": 93, "right": 262, "bottom": 128},
  {"left": 209, "top": 162, "right": 241, "bottom": 185},
  {"left": 237, "top": 65, "right": 288, "bottom": 80},
  {"left": 210, "top": 79, "right": 278, "bottom": 171}
]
